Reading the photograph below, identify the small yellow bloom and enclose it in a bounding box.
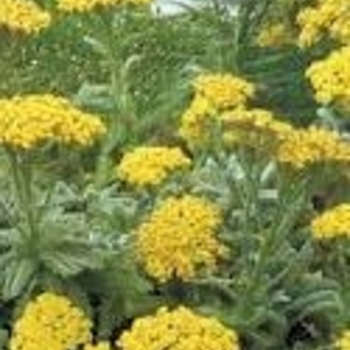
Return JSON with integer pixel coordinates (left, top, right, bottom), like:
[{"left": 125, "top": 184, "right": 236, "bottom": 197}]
[
  {"left": 116, "top": 146, "right": 191, "bottom": 188},
  {"left": 0, "top": 94, "right": 105, "bottom": 149},
  {"left": 136, "top": 195, "right": 226, "bottom": 282},
  {"left": 0, "top": 0, "right": 51, "bottom": 34},
  {"left": 221, "top": 107, "right": 293, "bottom": 152},
  {"left": 84, "top": 341, "right": 111, "bottom": 350},
  {"left": 297, "top": 0, "right": 350, "bottom": 47},
  {"left": 193, "top": 73, "right": 255, "bottom": 110},
  {"left": 311, "top": 204, "right": 350, "bottom": 239},
  {"left": 277, "top": 126, "right": 350, "bottom": 169},
  {"left": 306, "top": 46, "right": 350, "bottom": 106},
  {"left": 10, "top": 293, "right": 92, "bottom": 350},
  {"left": 256, "top": 23, "right": 293, "bottom": 48},
  {"left": 117, "top": 306, "right": 240, "bottom": 350},
  {"left": 336, "top": 330, "right": 350, "bottom": 350}
]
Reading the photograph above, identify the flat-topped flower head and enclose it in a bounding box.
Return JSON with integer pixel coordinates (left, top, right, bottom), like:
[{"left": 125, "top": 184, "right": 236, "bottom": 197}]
[
  {"left": 84, "top": 342, "right": 111, "bottom": 350},
  {"left": 297, "top": 0, "right": 350, "bottom": 47},
  {"left": 193, "top": 73, "right": 255, "bottom": 110},
  {"left": 277, "top": 126, "right": 350, "bottom": 170},
  {"left": 58, "top": 0, "right": 152, "bottom": 13},
  {"left": 0, "top": 0, "right": 51, "bottom": 35},
  {"left": 221, "top": 107, "right": 293, "bottom": 152},
  {"left": 10, "top": 293, "right": 92, "bottom": 350},
  {"left": 306, "top": 46, "right": 350, "bottom": 106},
  {"left": 0, "top": 94, "right": 106, "bottom": 150},
  {"left": 336, "top": 330, "right": 350, "bottom": 350},
  {"left": 311, "top": 204, "right": 350, "bottom": 239},
  {"left": 136, "top": 195, "right": 225, "bottom": 282},
  {"left": 117, "top": 306, "right": 240, "bottom": 350},
  {"left": 116, "top": 146, "right": 191, "bottom": 188}
]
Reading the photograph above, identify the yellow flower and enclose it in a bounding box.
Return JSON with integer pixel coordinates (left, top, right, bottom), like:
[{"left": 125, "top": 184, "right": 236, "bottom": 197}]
[
  {"left": 116, "top": 146, "right": 191, "bottom": 188},
  {"left": 277, "top": 126, "right": 350, "bottom": 169},
  {"left": 336, "top": 330, "right": 350, "bottom": 350},
  {"left": 256, "top": 23, "right": 293, "bottom": 48},
  {"left": 0, "top": 0, "right": 51, "bottom": 34},
  {"left": 136, "top": 195, "right": 226, "bottom": 282},
  {"left": 306, "top": 46, "right": 350, "bottom": 106},
  {"left": 221, "top": 107, "right": 293, "bottom": 152},
  {"left": 57, "top": 0, "right": 152, "bottom": 13},
  {"left": 311, "top": 204, "right": 350, "bottom": 239},
  {"left": 0, "top": 94, "right": 105, "bottom": 149},
  {"left": 193, "top": 73, "right": 255, "bottom": 110},
  {"left": 179, "top": 73, "right": 256, "bottom": 146},
  {"left": 84, "top": 342, "right": 111, "bottom": 350},
  {"left": 117, "top": 306, "right": 240, "bottom": 350},
  {"left": 10, "top": 293, "right": 92, "bottom": 350},
  {"left": 297, "top": 0, "right": 350, "bottom": 47},
  {"left": 178, "top": 95, "right": 217, "bottom": 145}
]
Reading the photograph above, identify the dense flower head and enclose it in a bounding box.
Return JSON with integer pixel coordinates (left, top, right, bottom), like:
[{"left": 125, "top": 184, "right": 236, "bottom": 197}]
[
  {"left": 306, "top": 46, "right": 350, "bottom": 106},
  {"left": 84, "top": 342, "right": 111, "bottom": 350},
  {"left": 336, "top": 330, "right": 350, "bottom": 350},
  {"left": 0, "top": 94, "right": 106, "bottom": 149},
  {"left": 57, "top": 0, "right": 152, "bottom": 13},
  {"left": 179, "top": 95, "right": 217, "bottom": 145},
  {"left": 256, "top": 23, "right": 293, "bottom": 47},
  {"left": 311, "top": 204, "right": 350, "bottom": 239},
  {"left": 0, "top": 0, "right": 51, "bottom": 34},
  {"left": 221, "top": 107, "right": 293, "bottom": 151},
  {"left": 193, "top": 73, "right": 255, "bottom": 110},
  {"left": 297, "top": 0, "right": 350, "bottom": 47},
  {"left": 277, "top": 126, "right": 350, "bottom": 169},
  {"left": 179, "top": 73, "right": 255, "bottom": 146},
  {"left": 10, "top": 293, "right": 92, "bottom": 350},
  {"left": 117, "top": 306, "right": 240, "bottom": 350},
  {"left": 116, "top": 146, "right": 191, "bottom": 187},
  {"left": 136, "top": 195, "right": 225, "bottom": 282}
]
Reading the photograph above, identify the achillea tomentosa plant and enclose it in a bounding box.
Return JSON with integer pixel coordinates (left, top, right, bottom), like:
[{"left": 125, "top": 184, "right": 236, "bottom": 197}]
[{"left": 5, "top": 1, "right": 350, "bottom": 350}]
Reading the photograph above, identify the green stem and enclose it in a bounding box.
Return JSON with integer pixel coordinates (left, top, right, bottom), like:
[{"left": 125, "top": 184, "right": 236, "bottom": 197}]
[{"left": 7, "top": 149, "right": 38, "bottom": 247}]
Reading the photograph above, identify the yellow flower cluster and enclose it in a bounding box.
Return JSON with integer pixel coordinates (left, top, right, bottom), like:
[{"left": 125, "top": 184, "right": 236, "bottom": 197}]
[
  {"left": 193, "top": 73, "right": 255, "bottom": 110},
  {"left": 311, "top": 204, "right": 350, "bottom": 239},
  {"left": 117, "top": 306, "right": 240, "bottom": 350},
  {"left": 221, "top": 108, "right": 293, "bottom": 151},
  {"left": 57, "top": 0, "right": 152, "bottom": 13},
  {"left": 0, "top": 94, "right": 106, "bottom": 149},
  {"left": 84, "top": 342, "right": 111, "bottom": 350},
  {"left": 10, "top": 293, "right": 92, "bottom": 350},
  {"left": 277, "top": 126, "right": 350, "bottom": 169},
  {"left": 136, "top": 195, "right": 225, "bottom": 282},
  {"left": 297, "top": 0, "right": 350, "bottom": 47},
  {"left": 0, "top": 0, "right": 51, "bottom": 35},
  {"left": 306, "top": 46, "right": 350, "bottom": 106},
  {"left": 179, "top": 73, "right": 255, "bottom": 145},
  {"left": 256, "top": 23, "right": 293, "bottom": 48},
  {"left": 117, "top": 146, "right": 191, "bottom": 188},
  {"left": 336, "top": 330, "right": 350, "bottom": 350}
]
